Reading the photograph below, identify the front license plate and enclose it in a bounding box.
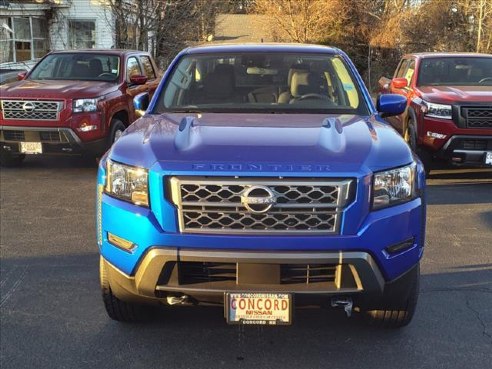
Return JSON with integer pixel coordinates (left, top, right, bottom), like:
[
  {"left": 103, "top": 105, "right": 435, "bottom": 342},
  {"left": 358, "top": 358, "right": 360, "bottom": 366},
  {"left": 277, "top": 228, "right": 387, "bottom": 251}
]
[
  {"left": 226, "top": 293, "right": 292, "bottom": 325},
  {"left": 485, "top": 151, "right": 492, "bottom": 165},
  {"left": 20, "top": 142, "right": 42, "bottom": 154}
]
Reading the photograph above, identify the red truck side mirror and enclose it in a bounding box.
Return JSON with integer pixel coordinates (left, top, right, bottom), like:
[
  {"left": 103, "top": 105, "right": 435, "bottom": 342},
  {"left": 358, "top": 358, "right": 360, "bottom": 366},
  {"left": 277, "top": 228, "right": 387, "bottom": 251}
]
[
  {"left": 391, "top": 77, "right": 408, "bottom": 89},
  {"left": 17, "top": 71, "right": 27, "bottom": 81},
  {"left": 129, "top": 75, "right": 148, "bottom": 85}
]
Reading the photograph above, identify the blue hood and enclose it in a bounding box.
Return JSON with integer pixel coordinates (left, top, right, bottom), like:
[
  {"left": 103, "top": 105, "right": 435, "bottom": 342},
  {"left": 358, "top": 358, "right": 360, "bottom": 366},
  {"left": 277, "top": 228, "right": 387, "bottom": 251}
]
[{"left": 109, "top": 113, "right": 413, "bottom": 175}]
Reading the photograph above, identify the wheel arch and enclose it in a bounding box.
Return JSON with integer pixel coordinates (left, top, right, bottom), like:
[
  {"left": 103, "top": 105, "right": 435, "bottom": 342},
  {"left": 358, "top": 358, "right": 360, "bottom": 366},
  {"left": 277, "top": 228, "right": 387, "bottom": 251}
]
[{"left": 111, "top": 110, "right": 130, "bottom": 128}]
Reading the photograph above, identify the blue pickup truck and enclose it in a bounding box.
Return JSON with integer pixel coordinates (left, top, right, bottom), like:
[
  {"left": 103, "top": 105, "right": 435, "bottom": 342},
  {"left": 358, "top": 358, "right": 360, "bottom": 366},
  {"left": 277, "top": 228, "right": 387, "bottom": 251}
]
[{"left": 96, "top": 44, "right": 426, "bottom": 328}]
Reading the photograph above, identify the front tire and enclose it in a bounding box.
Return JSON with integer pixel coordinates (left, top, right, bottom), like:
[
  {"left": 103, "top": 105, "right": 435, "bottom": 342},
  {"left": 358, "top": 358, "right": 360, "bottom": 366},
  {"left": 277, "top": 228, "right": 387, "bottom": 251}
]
[
  {"left": 107, "top": 118, "right": 126, "bottom": 148},
  {"left": 363, "top": 263, "right": 420, "bottom": 328},
  {"left": 0, "top": 150, "right": 25, "bottom": 167},
  {"left": 100, "top": 257, "right": 150, "bottom": 322},
  {"left": 407, "top": 122, "right": 432, "bottom": 175}
]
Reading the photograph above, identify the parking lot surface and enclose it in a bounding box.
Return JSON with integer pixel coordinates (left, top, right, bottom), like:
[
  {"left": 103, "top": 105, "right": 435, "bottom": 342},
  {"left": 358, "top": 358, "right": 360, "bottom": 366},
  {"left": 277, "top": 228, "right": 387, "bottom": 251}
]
[{"left": 1, "top": 157, "right": 491, "bottom": 369}]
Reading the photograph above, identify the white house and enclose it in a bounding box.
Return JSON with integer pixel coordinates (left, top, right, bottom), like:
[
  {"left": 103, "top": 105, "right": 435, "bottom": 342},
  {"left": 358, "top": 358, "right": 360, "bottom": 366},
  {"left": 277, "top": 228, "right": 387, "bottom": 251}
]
[{"left": 0, "top": 0, "right": 115, "bottom": 65}]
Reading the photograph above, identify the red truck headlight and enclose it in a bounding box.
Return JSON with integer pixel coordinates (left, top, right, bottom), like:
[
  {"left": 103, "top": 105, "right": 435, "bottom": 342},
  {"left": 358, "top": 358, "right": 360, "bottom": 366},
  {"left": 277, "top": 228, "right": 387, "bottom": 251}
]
[
  {"left": 73, "top": 97, "right": 102, "bottom": 113},
  {"left": 422, "top": 101, "right": 452, "bottom": 120}
]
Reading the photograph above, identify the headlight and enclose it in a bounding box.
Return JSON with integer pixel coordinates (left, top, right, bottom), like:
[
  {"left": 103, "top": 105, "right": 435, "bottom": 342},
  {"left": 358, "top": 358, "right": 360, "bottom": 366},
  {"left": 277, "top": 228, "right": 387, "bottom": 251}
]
[
  {"left": 423, "top": 101, "right": 452, "bottom": 119},
  {"left": 73, "top": 97, "right": 101, "bottom": 113},
  {"left": 372, "top": 163, "right": 416, "bottom": 210},
  {"left": 105, "top": 160, "right": 149, "bottom": 207}
]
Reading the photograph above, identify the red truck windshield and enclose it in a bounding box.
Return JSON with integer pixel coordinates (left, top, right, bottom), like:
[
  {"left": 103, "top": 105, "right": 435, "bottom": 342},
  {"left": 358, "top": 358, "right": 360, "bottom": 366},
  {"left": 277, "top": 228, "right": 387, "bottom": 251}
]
[
  {"left": 29, "top": 53, "right": 120, "bottom": 82},
  {"left": 417, "top": 57, "right": 492, "bottom": 86}
]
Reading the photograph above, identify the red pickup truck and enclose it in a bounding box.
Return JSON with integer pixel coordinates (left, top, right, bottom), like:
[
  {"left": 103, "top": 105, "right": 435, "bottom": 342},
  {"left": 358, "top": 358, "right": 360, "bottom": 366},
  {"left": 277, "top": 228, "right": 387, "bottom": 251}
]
[
  {"left": 0, "top": 49, "right": 160, "bottom": 166},
  {"left": 379, "top": 53, "right": 492, "bottom": 173}
]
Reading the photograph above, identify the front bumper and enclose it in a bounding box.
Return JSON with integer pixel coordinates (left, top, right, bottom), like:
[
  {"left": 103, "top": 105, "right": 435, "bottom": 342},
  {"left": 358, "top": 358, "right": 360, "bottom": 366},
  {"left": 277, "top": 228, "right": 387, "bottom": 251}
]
[
  {"left": 103, "top": 249, "right": 386, "bottom": 305},
  {"left": 0, "top": 126, "right": 106, "bottom": 156},
  {"left": 437, "top": 135, "right": 492, "bottom": 166}
]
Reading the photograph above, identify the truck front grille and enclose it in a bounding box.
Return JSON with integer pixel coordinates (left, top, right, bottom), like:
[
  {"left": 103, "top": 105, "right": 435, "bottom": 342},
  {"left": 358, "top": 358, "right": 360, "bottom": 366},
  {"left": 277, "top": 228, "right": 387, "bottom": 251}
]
[
  {"left": 170, "top": 262, "right": 338, "bottom": 285},
  {"left": 3, "top": 130, "right": 25, "bottom": 141},
  {"left": 462, "top": 107, "right": 492, "bottom": 129},
  {"left": 1, "top": 100, "right": 63, "bottom": 121},
  {"left": 0, "top": 129, "right": 67, "bottom": 143},
  {"left": 169, "top": 177, "right": 352, "bottom": 234}
]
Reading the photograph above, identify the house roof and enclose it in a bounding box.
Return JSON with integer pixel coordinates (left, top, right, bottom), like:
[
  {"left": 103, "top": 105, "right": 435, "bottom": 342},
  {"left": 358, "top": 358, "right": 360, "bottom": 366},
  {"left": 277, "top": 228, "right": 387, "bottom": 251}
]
[{"left": 214, "top": 14, "right": 274, "bottom": 43}]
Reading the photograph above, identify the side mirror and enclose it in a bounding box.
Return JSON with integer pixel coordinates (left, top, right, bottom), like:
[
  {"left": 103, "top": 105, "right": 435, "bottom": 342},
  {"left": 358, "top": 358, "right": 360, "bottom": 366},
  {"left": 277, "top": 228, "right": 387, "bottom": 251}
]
[
  {"left": 129, "top": 75, "right": 148, "bottom": 85},
  {"left": 17, "top": 71, "right": 27, "bottom": 80},
  {"left": 391, "top": 77, "right": 408, "bottom": 89},
  {"left": 377, "top": 94, "right": 407, "bottom": 117},
  {"left": 133, "top": 92, "right": 149, "bottom": 118}
]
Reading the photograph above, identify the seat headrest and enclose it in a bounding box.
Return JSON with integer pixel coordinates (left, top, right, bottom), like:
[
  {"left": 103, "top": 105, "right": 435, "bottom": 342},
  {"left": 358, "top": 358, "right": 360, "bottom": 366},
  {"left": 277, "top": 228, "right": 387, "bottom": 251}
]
[
  {"left": 89, "top": 59, "right": 103, "bottom": 76},
  {"left": 203, "top": 64, "right": 235, "bottom": 99},
  {"left": 287, "top": 63, "right": 309, "bottom": 87},
  {"left": 290, "top": 71, "right": 321, "bottom": 97}
]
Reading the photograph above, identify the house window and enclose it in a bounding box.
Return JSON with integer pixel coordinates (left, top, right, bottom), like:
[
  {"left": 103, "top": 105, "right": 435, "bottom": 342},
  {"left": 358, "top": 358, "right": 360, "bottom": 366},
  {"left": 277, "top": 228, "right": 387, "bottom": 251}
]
[
  {"left": 0, "top": 16, "right": 48, "bottom": 63},
  {"left": 69, "top": 20, "right": 96, "bottom": 49}
]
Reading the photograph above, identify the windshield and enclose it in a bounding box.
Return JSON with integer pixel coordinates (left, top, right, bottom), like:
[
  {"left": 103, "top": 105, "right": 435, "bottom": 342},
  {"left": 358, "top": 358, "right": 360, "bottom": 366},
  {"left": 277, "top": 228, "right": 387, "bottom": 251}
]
[
  {"left": 155, "top": 52, "right": 369, "bottom": 115},
  {"left": 29, "top": 53, "right": 120, "bottom": 82},
  {"left": 417, "top": 57, "right": 492, "bottom": 86}
]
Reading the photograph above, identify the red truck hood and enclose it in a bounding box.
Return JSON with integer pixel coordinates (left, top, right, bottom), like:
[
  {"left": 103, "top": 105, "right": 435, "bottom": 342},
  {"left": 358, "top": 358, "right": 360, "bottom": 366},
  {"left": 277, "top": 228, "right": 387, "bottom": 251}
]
[
  {"left": 0, "top": 79, "right": 119, "bottom": 99},
  {"left": 417, "top": 85, "right": 492, "bottom": 104}
]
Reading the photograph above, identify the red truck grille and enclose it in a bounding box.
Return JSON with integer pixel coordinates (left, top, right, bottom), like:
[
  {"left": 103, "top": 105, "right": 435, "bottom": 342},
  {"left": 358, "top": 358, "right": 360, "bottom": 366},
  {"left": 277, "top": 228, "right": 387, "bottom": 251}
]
[
  {"left": 1, "top": 100, "right": 63, "bottom": 121},
  {"left": 462, "top": 107, "right": 492, "bottom": 129}
]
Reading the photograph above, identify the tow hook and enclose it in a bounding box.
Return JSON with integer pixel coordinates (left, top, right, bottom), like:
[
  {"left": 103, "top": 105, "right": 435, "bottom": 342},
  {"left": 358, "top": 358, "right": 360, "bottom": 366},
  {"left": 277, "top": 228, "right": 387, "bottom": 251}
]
[
  {"left": 331, "top": 297, "right": 353, "bottom": 317},
  {"left": 167, "top": 295, "right": 192, "bottom": 305}
]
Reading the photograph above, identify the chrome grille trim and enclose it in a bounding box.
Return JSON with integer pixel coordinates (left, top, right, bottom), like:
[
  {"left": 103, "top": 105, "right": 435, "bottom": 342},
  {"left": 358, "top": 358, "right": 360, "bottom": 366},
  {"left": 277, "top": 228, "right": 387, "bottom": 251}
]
[
  {"left": 1, "top": 100, "right": 64, "bottom": 121},
  {"left": 169, "top": 177, "right": 352, "bottom": 234}
]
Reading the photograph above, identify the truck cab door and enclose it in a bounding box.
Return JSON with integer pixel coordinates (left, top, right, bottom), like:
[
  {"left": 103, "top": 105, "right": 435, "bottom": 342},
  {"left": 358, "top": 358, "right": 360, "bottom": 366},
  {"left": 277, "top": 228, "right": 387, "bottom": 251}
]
[
  {"left": 386, "top": 59, "right": 415, "bottom": 135},
  {"left": 138, "top": 55, "right": 160, "bottom": 100}
]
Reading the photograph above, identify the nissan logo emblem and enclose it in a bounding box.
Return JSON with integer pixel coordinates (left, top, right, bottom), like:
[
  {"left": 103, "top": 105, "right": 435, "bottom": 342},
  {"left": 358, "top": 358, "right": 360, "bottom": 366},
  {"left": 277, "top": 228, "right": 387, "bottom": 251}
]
[
  {"left": 241, "top": 185, "right": 277, "bottom": 213},
  {"left": 22, "top": 102, "right": 35, "bottom": 112}
]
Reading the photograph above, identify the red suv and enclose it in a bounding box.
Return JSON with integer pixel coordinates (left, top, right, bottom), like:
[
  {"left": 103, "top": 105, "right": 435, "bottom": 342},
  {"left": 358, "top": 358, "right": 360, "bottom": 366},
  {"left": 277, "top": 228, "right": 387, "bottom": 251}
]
[
  {"left": 379, "top": 53, "right": 492, "bottom": 172},
  {"left": 0, "top": 49, "right": 160, "bottom": 166}
]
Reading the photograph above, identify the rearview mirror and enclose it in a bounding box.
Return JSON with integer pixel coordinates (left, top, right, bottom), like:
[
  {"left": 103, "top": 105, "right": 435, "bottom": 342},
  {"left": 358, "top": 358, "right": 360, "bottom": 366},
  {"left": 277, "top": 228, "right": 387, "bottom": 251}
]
[
  {"left": 133, "top": 92, "right": 149, "bottom": 118},
  {"left": 391, "top": 77, "right": 408, "bottom": 89},
  {"left": 377, "top": 94, "right": 407, "bottom": 117}
]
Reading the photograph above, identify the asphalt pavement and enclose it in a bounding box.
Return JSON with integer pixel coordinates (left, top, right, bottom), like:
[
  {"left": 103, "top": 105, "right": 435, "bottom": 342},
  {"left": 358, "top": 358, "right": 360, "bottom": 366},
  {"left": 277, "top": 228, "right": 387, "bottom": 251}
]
[{"left": 1, "top": 156, "right": 491, "bottom": 369}]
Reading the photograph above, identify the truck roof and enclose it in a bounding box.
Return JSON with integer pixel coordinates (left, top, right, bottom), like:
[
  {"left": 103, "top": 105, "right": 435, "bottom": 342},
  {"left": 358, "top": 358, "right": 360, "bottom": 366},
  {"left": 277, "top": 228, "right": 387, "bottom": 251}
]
[
  {"left": 49, "top": 49, "right": 150, "bottom": 56},
  {"left": 405, "top": 52, "right": 492, "bottom": 59},
  {"left": 185, "top": 43, "right": 340, "bottom": 55}
]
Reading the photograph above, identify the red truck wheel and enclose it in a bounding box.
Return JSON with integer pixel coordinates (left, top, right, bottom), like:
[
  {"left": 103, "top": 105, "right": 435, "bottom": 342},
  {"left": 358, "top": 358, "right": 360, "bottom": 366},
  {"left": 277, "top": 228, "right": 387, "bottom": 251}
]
[
  {"left": 408, "top": 123, "right": 432, "bottom": 175},
  {"left": 0, "top": 151, "right": 25, "bottom": 167},
  {"left": 108, "top": 119, "right": 126, "bottom": 147}
]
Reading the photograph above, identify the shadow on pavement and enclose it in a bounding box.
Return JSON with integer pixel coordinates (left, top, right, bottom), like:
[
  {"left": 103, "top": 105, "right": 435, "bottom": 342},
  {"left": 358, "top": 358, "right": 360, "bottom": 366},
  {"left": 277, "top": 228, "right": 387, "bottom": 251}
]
[
  {"left": 1, "top": 253, "right": 491, "bottom": 369},
  {"left": 426, "top": 169, "right": 492, "bottom": 205},
  {"left": 1, "top": 155, "right": 99, "bottom": 171}
]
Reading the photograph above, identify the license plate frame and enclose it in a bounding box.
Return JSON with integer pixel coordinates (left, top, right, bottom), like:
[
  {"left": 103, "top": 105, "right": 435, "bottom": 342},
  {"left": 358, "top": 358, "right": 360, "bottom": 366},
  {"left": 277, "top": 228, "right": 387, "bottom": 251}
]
[
  {"left": 485, "top": 151, "right": 492, "bottom": 166},
  {"left": 225, "top": 292, "right": 292, "bottom": 325},
  {"left": 19, "top": 142, "right": 42, "bottom": 154}
]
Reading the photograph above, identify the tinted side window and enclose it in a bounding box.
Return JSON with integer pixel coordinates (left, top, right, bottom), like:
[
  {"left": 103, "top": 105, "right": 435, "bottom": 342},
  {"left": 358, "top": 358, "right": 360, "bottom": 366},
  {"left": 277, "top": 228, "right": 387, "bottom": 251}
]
[
  {"left": 404, "top": 59, "right": 416, "bottom": 85},
  {"left": 139, "top": 56, "right": 156, "bottom": 79},
  {"left": 395, "top": 59, "right": 409, "bottom": 78},
  {"left": 127, "top": 57, "right": 142, "bottom": 79}
]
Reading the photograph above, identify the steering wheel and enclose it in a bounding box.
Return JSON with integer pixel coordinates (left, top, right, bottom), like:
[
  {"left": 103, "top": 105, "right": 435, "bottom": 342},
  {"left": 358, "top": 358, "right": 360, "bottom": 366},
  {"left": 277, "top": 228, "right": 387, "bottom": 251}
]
[
  {"left": 295, "top": 93, "right": 329, "bottom": 101},
  {"left": 98, "top": 72, "right": 115, "bottom": 78},
  {"left": 478, "top": 77, "right": 492, "bottom": 84}
]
